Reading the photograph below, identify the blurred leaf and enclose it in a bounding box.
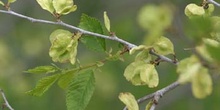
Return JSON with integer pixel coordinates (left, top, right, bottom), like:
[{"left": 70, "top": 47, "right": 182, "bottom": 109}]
[
  {"left": 36, "top": 0, "right": 54, "bottom": 14},
  {"left": 206, "top": 42, "right": 220, "bottom": 62},
  {"left": 8, "top": 0, "right": 16, "bottom": 4},
  {"left": 185, "top": 17, "right": 212, "bottom": 43},
  {"left": 58, "top": 70, "right": 77, "bottom": 89},
  {"left": 52, "top": 0, "right": 77, "bottom": 15},
  {"left": 211, "top": 16, "right": 220, "bottom": 41},
  {"left": 124, "top": 61, "right": 159, "bottom": 87},
  {"left": 137, "top": 4, "right": 172, "bottom": 32},
  {"left": 104, "top": 11, "right": 111, "bottom": 32},
  {"left": 177, "top": 55, "right": 201, "bottom": 83},
  {"left": 26, "top": 74, "right": 61, "bottom": 96},
  {"left": 192, "top": 67, "right": 212, "bottom": 99},
  {"left": 0, "top": 1, "right": 4, "bottom": 6},
  {"left": 205, "top": 4, "right": 214, "bottom": 16},
  {"left": 153, "top": 36, "right": 174, "bottom": 55},
  {"left": 49, "top": 29, "right": 80, "bottom": 65},
  {"left": 79, "top": 14, "right": 106, "bottom": 52},
  {"left": 25, "top": 65, "right": 58, "bottom": 74},
  {"left": 196, "top": 38, "right": 220, "bottom": 62},
  {"left": 66, "top": 70, "right": 95, "bottom": 110},
  {"left": 118, "top": 92, "right": 139, "bottom": 110},
  {"left": 145, "top": 100, "right": 154, "bottom": 110},
  {"left": 185, "top": 4, "right": 205, "bottom": 18},
  {"left": 135, "top": 50, "right": 151, "bottom": 62},
  {"left": 96, "top": 61, "right": 104, "bottom": 67}
]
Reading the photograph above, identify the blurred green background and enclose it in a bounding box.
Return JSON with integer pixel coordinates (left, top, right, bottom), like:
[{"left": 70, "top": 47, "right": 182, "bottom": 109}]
[{"left": 0, "top": 0, "right": 220, "bottom": 110}]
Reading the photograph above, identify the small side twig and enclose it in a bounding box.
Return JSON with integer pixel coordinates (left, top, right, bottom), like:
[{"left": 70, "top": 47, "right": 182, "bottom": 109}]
[
  {"left": 123, "top": 81, "right": 180, "bottom": 110},
  {"left": 0, "top": 89, "right": 14, "bottom": 110},
  {"left": 149, "top": 49, "right": 178, "bottom": 65}
]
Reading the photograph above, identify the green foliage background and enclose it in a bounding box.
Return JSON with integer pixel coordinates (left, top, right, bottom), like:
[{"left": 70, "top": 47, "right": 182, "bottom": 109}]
[{"left": 0, "top": 0, "right": 220, "bottom": 110}]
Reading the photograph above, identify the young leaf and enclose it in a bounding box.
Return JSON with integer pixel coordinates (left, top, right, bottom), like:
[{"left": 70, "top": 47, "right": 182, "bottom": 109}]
[
  {"left": 66, "top": 70, "right": 95, "bottom": 110},
  {"left": 8, "top": 0, "right": 16, "bottom": 4},
  {"left": 36, "top": 0, "right": 54, "bottom": 14},
  {"left": 0, "top": 1, "right": 4, "bottom": 6},
  {"left": 145, "top": 100, "right": 154, "bottom": 110},
  {"left": 140, "top": 64, "right": 159, "bottom": 88},
  {"left": 177, "top": 55, "right": 201, "bottom": 84},
  {"left": 52, "top": 0, "right": 77, "bottom": 15},
  {"left": 206, "top": 42, "right": 220, "bottom": 62},
  {"left": 79, "top": 14, "right": 106, "bottom": 52},
  {"left": 205, "top": 4, "right": 214, "bottom": 16},
  {"left": 118, "top": 92, "right": 139, "bottom": 110},
  {"left": 104, "top": 11, "right": 111, "bottom": 32},
  {"left": 26, "top": 74, "right": 61, "bottom": 96},
  {"left": 124, "top": 61, "right": 159, "bottom": 87},
  {"left": 153, "top": 36, "right": 174, "bottom": 55},
  {"left": 192, "top": 67, "right": 212, "bottom": 99},
  {"left": 135, "top": 50, "right": 151, "bottom": 62},
  {"left": 25, "top": 65, "right": 58, "bottom": 74},
  {"left": 49, "top": 29, "right": 80, "bottom": 65},
  {"left": 137, "top": 4, "right": 172, "bottom": 32},
  {"left": 185, "top": 4, "right": 205, "bottom": 18}
]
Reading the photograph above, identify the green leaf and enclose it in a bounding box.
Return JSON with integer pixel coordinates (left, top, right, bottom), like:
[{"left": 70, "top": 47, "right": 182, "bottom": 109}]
[
  {"left": 205, "top": 4, "right": 214, "bottom": 16},
  {"left": 185, "top": 17, "right": 212, "bottom": 43},
  {"left": 153, "top": 36, "right": 174, "bottom": 55},
  {"left": 49, "top": 29, "right": 80, "bottom": 65},
  {"left": 124, "top": 61, "right": 159, "bottom": 87},
  {"left": 0, "top": 1, "right": 4, "bottom": 6},
  {"left": 177, "top": 55, "right": 201, "bottom": 83},
  {"left": 196, "top": 38, "right": 220, "bottom": 62},
  {"left": 192, "top": 67, "right": 212, "bottom": 99},
  {"left": 206, "top": 43, "right": 220, "bottom": 62},
  {"left": 118, "top": 92, "right": 139, "bottom": 110},
  {"left": 104, "top": 11, "right": 111, "bottom": 32},
  {"left": 8, "top": 0, "right": 16, "bottom": 4},
  {"left": 79, "top": 14, "right": 106, "bottom": 52},
  {"left": 185, "top": 3, "right": 205, "bottom": 18},
  {"left": 52, "top": 0, "right": 77, "bottom": 15},
  {"left": 36, "top": 0, "right": 54, "bottom": 14},
  {"left": 135, "top": 50, "right": 151, "bottom": 62},
  {"left": 58, "top": 70, "right": 77, "bottom": 89},
  {"left": 137, "top": 4, "right": 172, "bottom": 32},
  {"left": 25, "top": 65, "right": 58, "bottom": 74},
  {"left": 145, "top": 100, "right": 154, "bottom": 110},
  {"left": 66, "top": 70, "right": 95, "bottom": 110},
  {"left": 140, "top": 64, "right": 159, "bottom": 88},
  {"left": 26, "top": 74, "right": 61, "bottom": 96}
]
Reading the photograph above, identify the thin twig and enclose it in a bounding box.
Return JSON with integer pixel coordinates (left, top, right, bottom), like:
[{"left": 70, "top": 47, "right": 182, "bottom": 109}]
[
  {"left": 149, "top": 49, "right": 178, "bottom": 65},
  {"left": 208, "top": 0, "right": 220, "bottom": 6},
  {"left": 123, "top": 81, "right": 180, "bottom": 110},
  {"left": 0, "top": 10, "right": 136, "bottom": 49},
  {"left": 0, "top": 89, "right": 14, "bottom": 110}
]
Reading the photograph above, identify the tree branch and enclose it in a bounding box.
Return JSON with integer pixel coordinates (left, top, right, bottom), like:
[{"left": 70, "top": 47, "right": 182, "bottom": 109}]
[
  {"left": 123, "top": 81, "right": 180, "bottom": 110},
  {"left": 0, "top": 9, "right": 181, "bottom": 110},
  {"left": 0, "top": 9, "right": 136, "bottom": 49},
  {"left": 0, "top": 89, "right": 14, "bottom": 110},
  {"left": 208, "top": 0, "right": 220, "bottom": 6}
]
